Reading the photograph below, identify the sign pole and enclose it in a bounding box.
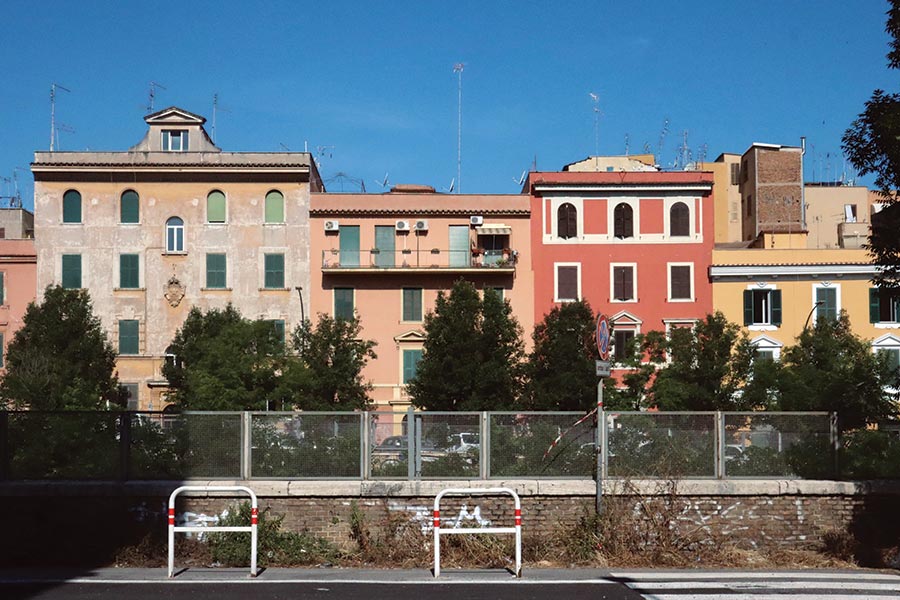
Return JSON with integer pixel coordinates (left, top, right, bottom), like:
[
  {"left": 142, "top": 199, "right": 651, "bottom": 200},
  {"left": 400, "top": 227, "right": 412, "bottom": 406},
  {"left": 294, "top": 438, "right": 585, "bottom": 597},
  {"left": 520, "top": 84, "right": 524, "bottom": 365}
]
[{"left": 594, "top": 313, "right": 610, "bottom": 517}]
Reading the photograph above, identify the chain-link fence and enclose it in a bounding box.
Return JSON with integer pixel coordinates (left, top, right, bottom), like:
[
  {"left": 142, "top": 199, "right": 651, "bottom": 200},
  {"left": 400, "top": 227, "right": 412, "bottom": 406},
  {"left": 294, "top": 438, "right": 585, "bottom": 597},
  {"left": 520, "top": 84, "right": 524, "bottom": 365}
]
[{"left": 2, "top": 409, "right": 895, "bottom": 481}]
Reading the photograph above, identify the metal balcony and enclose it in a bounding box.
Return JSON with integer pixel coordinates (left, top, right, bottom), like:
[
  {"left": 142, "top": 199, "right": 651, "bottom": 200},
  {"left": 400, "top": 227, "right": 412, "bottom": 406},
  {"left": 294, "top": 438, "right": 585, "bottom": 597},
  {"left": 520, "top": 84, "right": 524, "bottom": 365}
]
[{"left": 321, "top": 248, "right": 517, "bottom": 274}]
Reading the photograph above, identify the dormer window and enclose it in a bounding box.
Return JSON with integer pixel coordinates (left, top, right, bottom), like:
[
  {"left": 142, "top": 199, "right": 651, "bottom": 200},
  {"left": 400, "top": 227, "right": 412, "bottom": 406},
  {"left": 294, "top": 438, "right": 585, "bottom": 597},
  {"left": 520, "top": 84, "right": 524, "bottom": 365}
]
[{"left": 161, "top": 129, "right": 189, "bottom": 152}]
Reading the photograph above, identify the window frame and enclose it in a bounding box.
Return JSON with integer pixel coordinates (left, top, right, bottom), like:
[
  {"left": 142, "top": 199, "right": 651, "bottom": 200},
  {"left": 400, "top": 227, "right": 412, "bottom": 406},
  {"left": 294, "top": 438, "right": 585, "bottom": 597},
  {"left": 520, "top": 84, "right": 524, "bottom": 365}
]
[
  {"left": 120, "top": 190, "right": 140, "bottom": 224},
  {"left": 401, "top": 287, "right": 424, "bottom": 322},
  {"left": 750, "top": 335, "right": 783, "bottom": 362},
  {"left": 206, "top": 253, "right": 227, "bottom": 289},
  {"left": 613, "top": 202, "right": 634, "bottom": 239},
  {"left": 669, "top": 201, "right": 690, "bottom": 237},
  {"left": 264, "top": 190, "right": 285, "bottom": 224},
  {"left": 613, "top": 329, "right": 636, "bottom": 364},
  {"left": 166, "top": 217, "right": 185, "bottom": 253},
  {"left": 0, "top": 271, "right": 5, "bottom": 305},
  {"left": 206, "top": 190, "right": 227, "bottom": 224},
  {"left": 61, "top": 254, "right": 82, "bottom": 289},
  {"left": 263, "top": 253, "right": 285, "bottom": 289},
  {"left": 334, "top": 287, "right": 355, "bottom": 320},
  {"left": 557, "top": 202, "right": 578, "bottom": 239},
  {"left": 118, "top": 319, "right": 140, "bottom": 355},
  {"left": 62, "top": 190, "right": 82, "bottom": 224},
  {"left": 870, "top": 287, "right": 900, "bottom": 327},
  {"left": 667, "top": 262, "right": 694, "bottom": 302},
  {"left": 161, "top": 129, "right": 189, "bottom": 152},
  {"left": 610, "top": 263, "right": 637, "bottom": 302},
  {"left": 554, "top": 262, "right": 581, "bottom": 303},
  {"left": 743, "top": 285, "right": 782, "bottom": 329},
  {"left": 813, "top": 283, "right": 840, "bottom": 324},
  {"left": 119, "top": 253, "right": 140, "bottom": 289},
  {"left": 402, "top": 348, "right": 424, "bottom": 384}
]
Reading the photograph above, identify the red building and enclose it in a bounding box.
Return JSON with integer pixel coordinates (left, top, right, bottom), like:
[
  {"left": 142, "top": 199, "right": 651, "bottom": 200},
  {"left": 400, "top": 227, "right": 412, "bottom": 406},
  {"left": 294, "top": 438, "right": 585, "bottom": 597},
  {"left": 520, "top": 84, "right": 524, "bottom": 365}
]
[{"left": 527, "top": 158, "right": 715, "bottom": 368}]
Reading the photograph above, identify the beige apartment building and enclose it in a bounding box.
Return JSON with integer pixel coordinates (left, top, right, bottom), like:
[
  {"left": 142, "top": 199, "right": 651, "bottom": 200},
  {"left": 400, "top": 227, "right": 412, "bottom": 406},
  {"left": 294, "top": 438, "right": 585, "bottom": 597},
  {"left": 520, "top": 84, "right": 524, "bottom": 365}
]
[{"left": 31, "top": 107, "right": 321, "bottom": 409}]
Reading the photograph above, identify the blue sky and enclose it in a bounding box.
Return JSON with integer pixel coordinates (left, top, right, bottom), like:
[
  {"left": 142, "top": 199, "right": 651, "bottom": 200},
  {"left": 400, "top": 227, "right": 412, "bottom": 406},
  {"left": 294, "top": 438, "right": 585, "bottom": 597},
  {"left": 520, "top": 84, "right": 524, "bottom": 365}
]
[{"left": 1, "top": 1, "right": 895, "bottom": 208}]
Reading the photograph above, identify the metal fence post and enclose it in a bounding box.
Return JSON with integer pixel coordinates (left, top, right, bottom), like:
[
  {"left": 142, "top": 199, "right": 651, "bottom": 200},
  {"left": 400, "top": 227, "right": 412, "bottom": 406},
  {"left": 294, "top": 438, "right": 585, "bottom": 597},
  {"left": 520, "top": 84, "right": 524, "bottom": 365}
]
[
  {"left": 0, "top": 411, "right": 8, "bottom": 481},
  {"left": 119, "top": 412, "right": 132, "bottom": 481},
  {"left": 361, "top": 411, "right": 369, "bottom": 480},
  {"left": 715, "top": 411, "right": 724, "bottom": 479},
  {"left": 480, "top": 411, "right": 488, "bottom": 480},
  {"left": 599, "top": 409, "right": 608, "bottom": 481},
  {"left": 406, "top": 406, "right": 415, "bottom": 480},
  {"left": 241, "top": 412, "right": 252, "bottom": 480},
  {"left": 831, "top": 412, "right": 840, "bottom": 479}
]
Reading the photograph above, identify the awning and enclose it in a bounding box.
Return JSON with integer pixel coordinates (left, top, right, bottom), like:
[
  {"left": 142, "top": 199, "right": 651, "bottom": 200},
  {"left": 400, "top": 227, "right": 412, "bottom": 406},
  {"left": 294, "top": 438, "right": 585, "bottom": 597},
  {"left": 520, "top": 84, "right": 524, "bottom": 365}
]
[{"left": 476, "top": 224, "right": 512, "bottom": 235}]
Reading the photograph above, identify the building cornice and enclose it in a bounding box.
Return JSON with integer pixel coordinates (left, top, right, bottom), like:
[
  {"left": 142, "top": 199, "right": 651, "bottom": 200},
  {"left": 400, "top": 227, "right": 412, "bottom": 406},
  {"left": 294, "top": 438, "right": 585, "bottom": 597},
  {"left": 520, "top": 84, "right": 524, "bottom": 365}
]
[
  {"left": 533, "top": 183, "right": 713, "bottom": 194},
  {"left": 709, "top": 263, "right": 877, "bottom": 280}
]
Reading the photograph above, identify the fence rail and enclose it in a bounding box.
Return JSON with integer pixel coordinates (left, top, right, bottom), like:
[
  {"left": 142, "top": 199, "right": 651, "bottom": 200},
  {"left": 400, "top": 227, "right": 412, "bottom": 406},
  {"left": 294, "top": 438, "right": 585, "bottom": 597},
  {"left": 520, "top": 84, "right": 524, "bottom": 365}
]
[{"left": 1, "top": 409, "right": 898, "bottom": 481}]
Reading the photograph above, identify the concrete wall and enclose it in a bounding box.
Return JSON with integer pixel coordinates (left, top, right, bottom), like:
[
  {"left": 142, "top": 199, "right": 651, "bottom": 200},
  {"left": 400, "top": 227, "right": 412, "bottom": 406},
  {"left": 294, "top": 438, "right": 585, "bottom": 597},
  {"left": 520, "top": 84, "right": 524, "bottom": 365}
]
[{"left": 805, "top": 185, "right": 870, "bottom": 249}]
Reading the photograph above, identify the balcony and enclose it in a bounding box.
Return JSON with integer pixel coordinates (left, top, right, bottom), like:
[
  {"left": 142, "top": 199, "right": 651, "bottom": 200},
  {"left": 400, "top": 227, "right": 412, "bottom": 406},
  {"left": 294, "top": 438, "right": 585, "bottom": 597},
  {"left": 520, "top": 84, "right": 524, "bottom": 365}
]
[{"left": 321, "top": 247, "right": 517, "bottom": 274}]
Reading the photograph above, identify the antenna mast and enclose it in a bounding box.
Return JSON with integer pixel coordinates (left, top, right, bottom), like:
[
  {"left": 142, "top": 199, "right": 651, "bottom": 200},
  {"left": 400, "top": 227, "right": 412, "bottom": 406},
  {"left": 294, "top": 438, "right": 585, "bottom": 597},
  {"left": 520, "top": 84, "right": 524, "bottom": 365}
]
[
  {"left": 453, "top": 63, "right": 464, "bottom": 194},
  {"left": 50, "top": 83, "right": 71, "bottom": 152},
  {"left": 147, "top": 81, "right": 166, "bottom": 113},
  {"left": 589, "top": 93, "right": 600, "bottom": 155},
  {"left": 212, "top": 93, "right": 230, "bottom": 144}
]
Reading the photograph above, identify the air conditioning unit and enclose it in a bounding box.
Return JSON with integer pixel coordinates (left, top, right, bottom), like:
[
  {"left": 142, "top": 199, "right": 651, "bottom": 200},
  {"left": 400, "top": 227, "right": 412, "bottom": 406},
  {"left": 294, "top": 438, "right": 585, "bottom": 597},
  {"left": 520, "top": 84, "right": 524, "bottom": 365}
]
[
  {"left": 414, "top": 220, "right": 429, "bottom": 231},
  {"left": 395, "top": 220, "right": 410, "bottom": 231},
  {"left": 470, "top": 216, "right": 484, "bottom": 226},
  {"left": 324, "top": 220, "right": 340, "bottom": 232}
]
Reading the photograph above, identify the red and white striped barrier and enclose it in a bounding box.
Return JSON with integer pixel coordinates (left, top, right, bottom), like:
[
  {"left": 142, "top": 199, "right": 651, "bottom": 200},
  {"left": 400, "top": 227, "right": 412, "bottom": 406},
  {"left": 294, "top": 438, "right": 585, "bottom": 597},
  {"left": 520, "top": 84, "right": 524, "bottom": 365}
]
[
  {"left": 167, "top": 485, "right": 259, "bottom": 578},
  {"left": 433, "top": 487, "right": 522, "bottom": 578}
]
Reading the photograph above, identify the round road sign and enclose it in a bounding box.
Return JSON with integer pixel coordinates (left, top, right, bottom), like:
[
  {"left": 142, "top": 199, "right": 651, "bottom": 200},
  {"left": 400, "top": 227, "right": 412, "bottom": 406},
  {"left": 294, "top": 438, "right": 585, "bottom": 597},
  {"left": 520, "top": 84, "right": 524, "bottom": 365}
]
[{"left": 596, "top": 314, "right": 610, "bottom": 361}]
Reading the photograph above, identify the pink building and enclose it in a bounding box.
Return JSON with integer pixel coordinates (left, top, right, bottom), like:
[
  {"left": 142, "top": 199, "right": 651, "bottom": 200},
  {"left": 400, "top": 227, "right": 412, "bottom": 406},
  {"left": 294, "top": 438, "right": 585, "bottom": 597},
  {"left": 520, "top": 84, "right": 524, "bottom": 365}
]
[
  {"left": 310, "top": 186, "right": 532, "bottom": 410},
  {"left": 0, "top": 238, "right": 36, "bottom": 373},
  {"left": 527, "top": 163, "right": 715, "bottom": 373}
]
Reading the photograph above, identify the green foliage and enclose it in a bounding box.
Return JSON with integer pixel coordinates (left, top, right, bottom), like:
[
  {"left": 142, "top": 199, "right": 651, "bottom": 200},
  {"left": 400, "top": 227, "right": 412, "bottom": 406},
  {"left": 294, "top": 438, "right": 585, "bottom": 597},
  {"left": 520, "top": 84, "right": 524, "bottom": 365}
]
[
  {"left": 489, "top": 415, "right": 595, "bottom": 477},
  {"left": 525, "top": 300, "right": 598, "bottom": 411},
  {"left": 208, "top": 502, "right": 339, "bottom": 567},
  {"left": 773, "top": 313, "right": 898, "bottom": 431},
  {"left": 839, "top": 429, "right": 900, "bottom": 479},
  {"left": 289, "top": 314, "right": 377, "bottom": 410},
  {"left": 407, "top": 281, "right": 524, "bottom": 410},
  {"left": 607, "top": 414, "right": 715, "bottom": 478},
  {"left": 1, "top": 285, "right": 122, "bottom": 410}
]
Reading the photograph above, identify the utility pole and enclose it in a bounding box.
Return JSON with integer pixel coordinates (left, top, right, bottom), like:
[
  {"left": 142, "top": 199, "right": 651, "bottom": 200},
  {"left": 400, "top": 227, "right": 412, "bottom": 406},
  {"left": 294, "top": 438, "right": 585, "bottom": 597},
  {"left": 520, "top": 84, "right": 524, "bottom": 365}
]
[{"left": 453, "top": 63, "right": 464, "bottom": 194}]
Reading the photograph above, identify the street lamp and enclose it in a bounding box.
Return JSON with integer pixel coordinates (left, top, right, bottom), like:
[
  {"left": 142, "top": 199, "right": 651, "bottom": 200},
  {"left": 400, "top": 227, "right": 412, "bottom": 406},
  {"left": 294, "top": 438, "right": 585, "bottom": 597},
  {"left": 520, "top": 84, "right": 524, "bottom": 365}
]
[{"left": 803, "top": 301, "right": 824, "bottom": 331}]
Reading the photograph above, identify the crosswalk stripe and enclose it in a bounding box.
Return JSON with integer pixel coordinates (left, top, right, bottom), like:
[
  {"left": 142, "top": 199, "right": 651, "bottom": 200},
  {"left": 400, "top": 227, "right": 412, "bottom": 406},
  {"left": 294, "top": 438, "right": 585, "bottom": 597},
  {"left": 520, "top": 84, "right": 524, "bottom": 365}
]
[
  {"left": 634, "top": 595, "right": 894, "bottom": 600},
  {"left": 629, "top": 581, "right": 900, "bottom": 591},
  {"left": 611, "top": 571, "right": 900, "bottom": 581}
]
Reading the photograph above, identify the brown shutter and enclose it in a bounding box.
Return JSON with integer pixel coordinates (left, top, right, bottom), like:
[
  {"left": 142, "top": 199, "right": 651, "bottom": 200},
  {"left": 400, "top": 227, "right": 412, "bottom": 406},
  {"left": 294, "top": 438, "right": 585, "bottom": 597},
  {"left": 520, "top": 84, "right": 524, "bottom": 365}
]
[{"left": 557, "top": 266, "right": 578, "bottom": 300}]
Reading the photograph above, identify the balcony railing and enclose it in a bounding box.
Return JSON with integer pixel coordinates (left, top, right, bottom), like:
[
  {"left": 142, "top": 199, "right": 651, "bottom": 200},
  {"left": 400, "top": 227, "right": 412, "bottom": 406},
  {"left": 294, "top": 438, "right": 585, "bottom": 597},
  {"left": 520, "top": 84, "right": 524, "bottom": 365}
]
[{"left": 321, "top": 248, "right": 518, "bottom": 272}]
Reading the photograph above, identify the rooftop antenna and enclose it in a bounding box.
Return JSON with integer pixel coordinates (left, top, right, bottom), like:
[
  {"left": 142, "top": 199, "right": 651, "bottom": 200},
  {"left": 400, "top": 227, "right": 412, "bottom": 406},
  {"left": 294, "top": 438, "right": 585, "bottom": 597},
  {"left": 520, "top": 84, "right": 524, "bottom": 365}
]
[
  {"left": 624, "top": 133, "right": 630, "bottom": 157},
  {"left": 49, "top": 83, "right": 71, "bottom": 152},
  {"left": 212, "top": 93, "right": 230, "bottom": 144},
  {"left": 324, "top": 172, "right": 367, "bottom": 193},
  {"left": 453, "top": 62, "right": 464, "bottom": 194},
  {"left": 589, "top": 92, "right": 600, "bottom": 156},
  {"left": 697, "top": 143, "right": 708, "bottom": 167},
  {"left": 375, "top": 173, "right": 391, "bottom": 190},
  {"left": 54, "top": 123, "right": 75, "bottom": 152},
  {"left": 657, "top": 118, "right": 670, "bottom": 165},
  {"left": 677, "top": 130, "right": 690, "bottom": 169},
  {"left": 513, "top": 170, "right": 527, "bottom": 186},
  {"left": 146, "top": 81, "right": 166, "bottom": 113},
  {"left": 442, "top": 178, "right": 455, "bottom": 193},
  {"left": 279, "top": 143, "right": 291, "bottom": 151},
  {"left": 314, "top": 145, "right": 334, "bottom": 170}
]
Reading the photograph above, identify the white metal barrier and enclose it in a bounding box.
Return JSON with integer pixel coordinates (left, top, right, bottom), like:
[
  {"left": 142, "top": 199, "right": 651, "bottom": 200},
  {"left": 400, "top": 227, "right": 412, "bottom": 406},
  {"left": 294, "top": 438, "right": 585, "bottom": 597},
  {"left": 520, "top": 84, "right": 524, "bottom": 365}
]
[
  {"left": 167, "top": 485, "right": 259, "bottom": 578},
  {"left": 433, "top": 487, "right": 522, "bottom": 578}
]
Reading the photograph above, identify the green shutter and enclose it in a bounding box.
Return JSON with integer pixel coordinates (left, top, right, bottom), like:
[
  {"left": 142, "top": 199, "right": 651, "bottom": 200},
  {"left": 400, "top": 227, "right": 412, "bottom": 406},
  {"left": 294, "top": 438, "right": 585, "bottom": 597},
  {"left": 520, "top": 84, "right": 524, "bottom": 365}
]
[
  {"left": 119, "top": 254, "right": 139, "bottom": 288},
  {"left": 118, "top": 320, "right": 139, "bottom": 355},
  {"left": 206, "top": 253, "right": 227, "bottom": 288},
  {"left": 402, "top": 288, "right": 422, "bottom": 321},
  {"left": 771, "top": 290, "right": 782, "bottom": 326},
  {"left": 816, "top": 287, "right": 837, "bottom": 321},
  {"left": 870, "top": 288, "right": 881, "bottom": 323},
  {"left": 207, "top": 191, "right": 226, "bottom": 223},
  {"left": 339, "top": 225, "right": 360, "bottom": 267},
  {"left": 63, "top": 190, "right": 81, "bottom": 223},
  {"left": 120, "top": 191, "right": 139, "bottom": 223},
  {"left": 182, "top": 130, "right": 189, "bottom": 151},
  {"left": 0, "top": 271, "right": 5, "bottom": 305},
  {"left": 272, "top": 319, "right": 285, "bottom": 344},
  {"left": 62, "top": 254, "right": 82, "bottom": 289},
  {"left": 264, "top": 253, "right": 285, "bottom": 288},
  {"left": 743, "top": 290, "right": 752, "bottom": 325},
  {"left": 403, "top": 349, "right": 423, "bottom": 384},
  {"left": 374, "top": 225, "right": 395, "bottom": 267},
  {"left": 0, "top": 332, "right": 4, "bottom": 368},
  {"left": 265, "top": 191, "right": 284, "bottom": 223},
  {"left": 334, "top": 288, "right": 354, "bottom": 320}
]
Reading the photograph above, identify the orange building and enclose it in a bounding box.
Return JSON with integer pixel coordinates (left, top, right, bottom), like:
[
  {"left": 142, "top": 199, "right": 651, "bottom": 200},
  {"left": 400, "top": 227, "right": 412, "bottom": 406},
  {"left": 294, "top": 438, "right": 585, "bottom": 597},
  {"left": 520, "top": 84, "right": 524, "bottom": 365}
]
[{"left": 0, "top": 236, "right": 36, "bottom": 374}]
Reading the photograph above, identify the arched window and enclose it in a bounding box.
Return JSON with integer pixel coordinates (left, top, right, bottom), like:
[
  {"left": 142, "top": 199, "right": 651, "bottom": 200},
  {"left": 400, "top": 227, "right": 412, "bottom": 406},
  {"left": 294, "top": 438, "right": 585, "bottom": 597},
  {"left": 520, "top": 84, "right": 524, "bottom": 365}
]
[
  {"left": 557, "top": 203, "right": 577, "bottom": 239},
  {"left": 166, "top": 217, "right": 184, "bottom": 253},
  {"left": 613, "top": 203, "right": 633, "bottom": 238},
  {"left": 120, "top": 190, "right": 139, "bottom": 224},
  {"left": 670, "top": 202, "right": 690, "bottom": 236},
  {"left": 265, "top": 190, "right": 285, "bottom": 223},
  {"left": 206, "top": 190, "right": 226, "bottom": 223},
  {"left": 63, "top": 189, "right": 81, "bottom": 223}
]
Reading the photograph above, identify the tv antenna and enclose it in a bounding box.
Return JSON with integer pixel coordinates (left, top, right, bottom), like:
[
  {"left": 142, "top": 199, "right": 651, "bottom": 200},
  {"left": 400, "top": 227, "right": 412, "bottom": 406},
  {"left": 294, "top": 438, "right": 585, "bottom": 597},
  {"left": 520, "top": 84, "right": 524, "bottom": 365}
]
[
  {"left": 453, "top": 62, "right": 464, "bottom": 194},
  {"left": 49, "top": 83, "right": 71, "bottom": 151},
  {"left": 589, "top": 92, "right": 600, "bottom": 155},
  {"left": 513, "top": 170, "right": 527, "bottom": 187},
  {"left": 442, "top": 178, "right": 455, "bottom": 193},
  {"left": 146, "top": 81, "right": 167, "bottom": 113},
  {"left": 375, "top": 173, "right": 391, "bottom": 190},
  {"left": 657, "top": 118, "right": 670, "bottom": 164},
  {"left": 54, "top": 123, "right": 75, "bottom": 152},
  {"left": 677, "top": 130, "right": 690, "bottom": 170},
  {"left": 212, "top": 92, "right": 230, "bottom": 144},
  {"left": 324, "top": 172, "right": 367, "bottom": 193},
  {"left": 314, "top": 145, "right": 334, "bottom": 170},
  {"left": 279, "top": 143, "right": 291, "bottom": 151},
  {"left": 624, "top": 133, "right": 630, "bottom": 157}
]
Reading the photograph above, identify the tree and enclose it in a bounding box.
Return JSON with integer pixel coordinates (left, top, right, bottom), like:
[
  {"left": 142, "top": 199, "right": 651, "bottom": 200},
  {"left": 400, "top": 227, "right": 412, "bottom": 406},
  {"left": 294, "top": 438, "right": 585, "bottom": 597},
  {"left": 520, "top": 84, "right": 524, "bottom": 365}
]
[
  {"left": 407, "top": 280, "right": 524, "bottom": 410},
  {"left": 772, "top": 312, "right": 898, "bottom": 431},
  {"left": 288, "top": 314, "right": 377, "bottom": 410},
  {"left": 1, "top": 285, "right": 122, "bottom": 410},
  {"left": 842, "top": 2, "right": 900, "bottom": 288},
  {"left": 647, "top": 312, "right": 759, "bottom": 411},
  {"left": 163, "top": 305, "right": 291, "bottom": 410},
  {"left": 525, "top": 300, "right": 599, "bottom": 411}
]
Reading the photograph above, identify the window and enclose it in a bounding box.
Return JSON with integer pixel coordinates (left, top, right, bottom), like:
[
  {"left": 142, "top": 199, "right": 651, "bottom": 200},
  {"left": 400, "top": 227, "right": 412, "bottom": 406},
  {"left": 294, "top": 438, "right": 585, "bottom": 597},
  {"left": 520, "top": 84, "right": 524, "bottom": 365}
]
[
  {"left": 267, "top": 319, "right": 286, "bottom": 345},
  {"left": 118, "top": 320, "right": 139, "bottom": 355},
  {"left": 120, "top": 190, "right": 139, "bottom": 224},
  {"left": 870, "top": 288, "right": 900, "bottom": 324},
  {"left": 334, "top": 288, "right": 354, "bottom": 320},
  {"left": 207, "top": 190, "right": 226, "bottom": 223},
  {"left": 162, "top": 129, "right": 189, "bottom": 151},
  {"left": 374, "top": 225, "right": 395, "bottom": 267},
  {"left": 555, "top": 264, "right": 580, "bottom": 302},
  {"left": 264, "top": 253, "right": 285, "bottom": 289},
  {"left": 612, "top": 265, "right": 635, "bottom": 301},
  {"left": 119, "top": 254, "right": 139, "bottom": 289},
  {"left": 669, "top": 202, "right": 690, "bottom": 236},
  {"left": 0, "top": 333, "right": 4, "bottom": 367},
  {"left": 339, "top": 225, "right": 360, "bottom": 267},
  {"left": 557, "top": 203, "right": 577, "bottom": 239},
  {"left": 402, "top": 288, "right": 423, "bottom": 322},
  {"left": 62, "top": 254, "right": 82, "bottom": 289},
  {"left": 815, "top": 286, "right": 838, "bottom": 323},
  {"left": 487, "top": 287, "right": 504, "bottom": 301},
  {"left": 873, "top": 335, "right": 900, "bottom": 388},
  {"left": 403, "top": 348, "right": 423, "bottom": 384},
  {"left": 63, "top": 190, "right": 81, "bottom": 223},
  {"left": 0, "top": 272, "right": 5, "bottom": 305},
  {"left": 730, "top": 163, "right": 740, "bottom": 186},
  {"left": 166, "top": 217, "right": 184, "bottom": 253},
  {"left": 265, "top": 190, "right": 285, "bottom": 223},
  {"left": 669, "top": 264, "right": 692, "bottom": 301},
  {"left": 206, "top": 253, "right": 227, "bottom": 289},
  {"left": 881, "top": 348, "right": 900, "bottom": 373},
  {"left": 743, "top": 288, "right": 783, "bottom": 326},
  {"left": 613, "top": 330, "right": 635, "bottom": 363},
  {"left": 613, "top": 203, "right": 633, "bottom": 238},
  {"left": 121, "top": 383, "right": 139, "bottom": 410}
]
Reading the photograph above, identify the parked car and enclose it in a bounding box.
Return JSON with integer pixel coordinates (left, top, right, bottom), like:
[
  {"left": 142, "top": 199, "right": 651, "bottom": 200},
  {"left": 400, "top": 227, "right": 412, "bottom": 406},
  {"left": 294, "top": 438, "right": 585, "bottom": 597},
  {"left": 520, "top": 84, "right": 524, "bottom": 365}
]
[
  {"left": 371, "top": 435, "right": 442, "bottom": 466},
  {"left": 447, "top": 432, "right": 480, "bottom": 454}
]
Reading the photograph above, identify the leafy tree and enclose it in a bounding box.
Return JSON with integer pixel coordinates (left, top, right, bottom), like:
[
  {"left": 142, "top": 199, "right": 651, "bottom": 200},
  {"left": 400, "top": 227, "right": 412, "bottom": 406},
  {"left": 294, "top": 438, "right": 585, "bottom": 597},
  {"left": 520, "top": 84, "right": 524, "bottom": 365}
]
[
  {"left": 525, "top": 300, "right": 599, "bottom": 411},
  {"left": 407, "top": 280, "right": 524, "bottom": 410},
  {"left": 163, "top": 304, "right": 291, "bottom": 410},
  {"left": 1, "top": 285, "right": 122, "bottom": 410},
  {"left": 288, "top": 314, "right": 377, "bottom": 410},
  {"left": 646, "top": 312, "right": 758, "bottom": 411},
  {"left": 842, "top": 2, "right": 900, "bottom": 288},
  {"left": 772, "top": 312, "right": 898, "bottom": 431}
]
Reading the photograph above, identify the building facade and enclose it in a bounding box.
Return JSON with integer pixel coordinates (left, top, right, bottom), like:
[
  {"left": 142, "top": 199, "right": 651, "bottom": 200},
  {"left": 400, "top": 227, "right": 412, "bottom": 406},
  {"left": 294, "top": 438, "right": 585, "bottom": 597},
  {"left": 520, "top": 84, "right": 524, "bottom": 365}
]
[{"left": 32, "top": 107, "right": 320, "bottom": 409}]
